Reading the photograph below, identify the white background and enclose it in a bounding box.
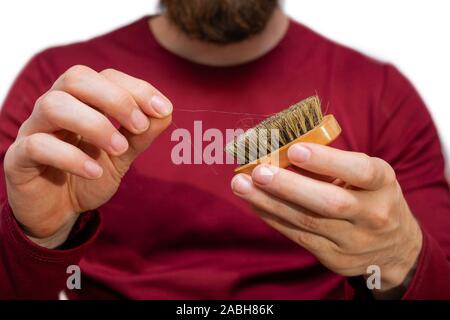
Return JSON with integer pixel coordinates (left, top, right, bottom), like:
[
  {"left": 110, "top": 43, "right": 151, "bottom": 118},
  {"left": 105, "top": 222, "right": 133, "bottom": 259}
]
[{"left": 0, "top": 0, "right": 449, "bottom": 168}]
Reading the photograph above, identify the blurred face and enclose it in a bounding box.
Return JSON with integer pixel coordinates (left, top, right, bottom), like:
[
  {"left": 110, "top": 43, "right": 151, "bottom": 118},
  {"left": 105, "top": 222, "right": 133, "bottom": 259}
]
[{"left": 160, "top": 0, "right": 278, "bottom": 44}]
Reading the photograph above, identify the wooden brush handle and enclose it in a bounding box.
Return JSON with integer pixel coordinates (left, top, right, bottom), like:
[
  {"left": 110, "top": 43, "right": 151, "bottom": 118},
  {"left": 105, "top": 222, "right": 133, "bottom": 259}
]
[{"left": 234, "top": 115, "right": 342, "bottom": 175}]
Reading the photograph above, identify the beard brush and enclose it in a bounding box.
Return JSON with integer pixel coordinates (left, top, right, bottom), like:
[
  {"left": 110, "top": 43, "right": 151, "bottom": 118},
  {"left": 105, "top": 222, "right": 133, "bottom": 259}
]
[{"left": 225, "top": 96, "right": 342, "bottom": 175}]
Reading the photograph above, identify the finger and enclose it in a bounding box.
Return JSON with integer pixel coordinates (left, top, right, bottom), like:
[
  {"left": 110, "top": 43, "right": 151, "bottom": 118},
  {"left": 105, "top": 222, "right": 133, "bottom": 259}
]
[
  {"left": 250, "top": 165, "right": 360, "bottom": 220},
  {"left": 20, "top": 90, "right": 129, "bottom": 156},
  {"left": 11, "top": 133, "right": 103, "bottom": 180},
  {"left": 231, "top": 174, "right": 351, "bottom": 244},
  {"left": 113, "top": 115, "right": 172, "bottom": 169},
  {"left": 52, "top": 65, "right": 150, "bottom": 134},
  {"left": 255, "top": 207, "right": 336, "bottom": 255},
  {"left": 98, "top": 69, "right": 173, "bottom": 166},
  {"left": 289, "top": 166, "right": 335, "bottom": 183},
  {"left": 287, "top": 143, "right": 393, "bottom": 190},
  {"left": 100, "top": 69, "right": 172, "bottom": 118}
]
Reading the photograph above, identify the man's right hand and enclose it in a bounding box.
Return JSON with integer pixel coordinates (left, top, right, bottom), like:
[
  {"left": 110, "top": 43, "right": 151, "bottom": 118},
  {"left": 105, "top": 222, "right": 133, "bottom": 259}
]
[{"left": 3, "top": 66, "right": 172, "bottom": 249}]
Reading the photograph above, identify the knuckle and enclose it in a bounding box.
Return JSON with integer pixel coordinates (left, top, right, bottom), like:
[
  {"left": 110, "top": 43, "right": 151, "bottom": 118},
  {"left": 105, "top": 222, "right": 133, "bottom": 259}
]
[
  {"left": 62, "top": 65, "right": 92, "bottom": 89},
  {"left": 380, "top": 159, "right": 397, "bottom": 185},
  {"left": 295, "top": 231, "right": 313, "bottom": 246},
  {"left": 24, "top": 134, "right": 45, "bottom": 159},
  {"left": 94, "top": 115, "right": 112, "bottom": 132},
  {"left": 265, "top": 199, "right": 283, "bottom": 215},
  {"left": 324, "top": 193, "right": 353, "bottom": 216},
  {"left": 66, "top": 64, "right": 91, "bottom": 77},
  {"left": 80, "top": 110, "right": 110, "bottom": 132},
  {"left": 296, "top": 214, "right": 320, "bottom": 232},
  {"left": 100, "top": 68, "right": 117, "bottom": 77},
  {"left": 17, "top": 118, "right": 31, "bottom": 137},
  {"left": 3, "top": 143, "right": 18, "bottom": 175},
  {"left": 113, "top": 90, "right": 135, "bottom": 110},
  {"left": 370, "top": 209, "right": 391, "bottom": 229},
  {"left": 254, "top": 195, "right": 279, "bottom": 216},
  {"left": 35, "top": 91, "right": 65, "bottom": 117},
  {"left": 359, "top": 155, "right": 377, "bottom": 185},
  {"left": 134, "top": 80, "right": 155, "bottom": 98},
  {"left": 81, "top": 118, "right": 107, "bottom": 136}
]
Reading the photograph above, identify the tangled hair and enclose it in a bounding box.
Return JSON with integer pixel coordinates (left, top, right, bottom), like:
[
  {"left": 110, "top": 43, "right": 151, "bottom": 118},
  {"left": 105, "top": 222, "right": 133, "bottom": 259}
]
[{"left": 160, "top": 0, "right": 278, "bottom": 44}]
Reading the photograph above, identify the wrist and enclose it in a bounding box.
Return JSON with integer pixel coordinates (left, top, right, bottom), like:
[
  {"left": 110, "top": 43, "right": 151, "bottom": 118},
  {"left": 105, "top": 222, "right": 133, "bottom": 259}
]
[
  {"left": 22, "top": 215, "right": 79, "bottom": 249},
  {"left": 375, "top": 217, "right": 423, "bottom": 298}
]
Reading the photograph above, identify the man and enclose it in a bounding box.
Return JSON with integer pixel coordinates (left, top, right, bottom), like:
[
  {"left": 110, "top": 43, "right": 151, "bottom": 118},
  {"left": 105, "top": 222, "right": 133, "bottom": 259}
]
[{"left": 0, "top": 0, "right": 449, "bottom": 299}]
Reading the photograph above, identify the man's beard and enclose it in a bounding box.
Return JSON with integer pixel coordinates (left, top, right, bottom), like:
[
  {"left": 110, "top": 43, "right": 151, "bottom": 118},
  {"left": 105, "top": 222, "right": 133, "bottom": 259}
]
[{"left": 159, "top": 0, "right": 279, "bottom": 45}]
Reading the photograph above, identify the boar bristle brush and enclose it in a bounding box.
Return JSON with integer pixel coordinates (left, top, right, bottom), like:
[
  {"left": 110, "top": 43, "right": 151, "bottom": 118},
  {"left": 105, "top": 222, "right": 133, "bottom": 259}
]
[{"left": 225, "top": 96, "right": 341, "bottom": 175}]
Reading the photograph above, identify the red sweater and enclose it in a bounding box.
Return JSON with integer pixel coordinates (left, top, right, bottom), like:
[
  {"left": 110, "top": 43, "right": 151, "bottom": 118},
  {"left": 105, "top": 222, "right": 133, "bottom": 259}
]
[{"left": 1, "top": 16, "right": 450, "bottom": 300}]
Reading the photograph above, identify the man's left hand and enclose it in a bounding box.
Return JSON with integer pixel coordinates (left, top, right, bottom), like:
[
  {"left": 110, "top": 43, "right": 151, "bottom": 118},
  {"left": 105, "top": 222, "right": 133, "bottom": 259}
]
[{"left": 231, "top": 143, "right": 423, "bottom": 298}]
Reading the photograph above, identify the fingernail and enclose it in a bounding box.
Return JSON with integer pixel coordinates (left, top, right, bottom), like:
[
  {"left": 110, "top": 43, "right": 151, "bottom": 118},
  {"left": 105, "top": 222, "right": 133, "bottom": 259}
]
[
  {"left": 151, "top": 95, "right": 172, "bottom": 116},
  {"left": 84, "top": 160, "right": 103, "bottom": 178},
  {"left": 288, "top": 144, "right": 311, "bottom": 163},
  {"left": 111, "top": 132, "right": 129, "bottom": 154},
  {"left": 231, "top": 174, "right": 253, "bottom": 195},
  {"left": 252, "top": 165, "right": 277, "bottom": 185},
  {"left": 131, "top": 109, "right": 150, "bottom": 131}
]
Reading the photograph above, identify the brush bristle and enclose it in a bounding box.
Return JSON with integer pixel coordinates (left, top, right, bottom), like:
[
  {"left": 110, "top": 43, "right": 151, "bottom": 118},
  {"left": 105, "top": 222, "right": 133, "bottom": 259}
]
[{"left": 225, "top": 96, "right": 323, "bottom": 164}]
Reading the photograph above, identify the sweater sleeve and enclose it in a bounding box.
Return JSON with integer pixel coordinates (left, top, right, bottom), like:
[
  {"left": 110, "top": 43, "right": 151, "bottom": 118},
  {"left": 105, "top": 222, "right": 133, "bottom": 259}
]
[
  {"left": 0, "top": 54, "right": 102, "bottom": 299},
  {"left": 348, "top": 64, "right": 450, "bottom": 299}
]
